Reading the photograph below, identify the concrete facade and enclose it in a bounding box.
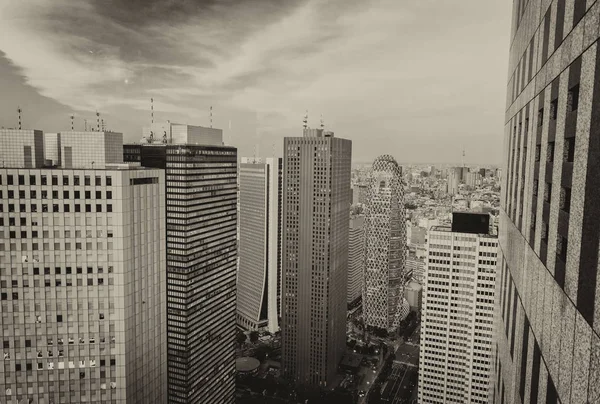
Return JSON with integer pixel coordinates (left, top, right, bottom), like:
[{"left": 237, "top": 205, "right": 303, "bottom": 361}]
[
  {"left": 496, "top": 1, "right": 600, "bottom": 404},
  {"left": 281, "top": 128, "right": 352, "bottom": 387},
  {"left": 237, "top": 157, "right": 282, "bottom": 333}
]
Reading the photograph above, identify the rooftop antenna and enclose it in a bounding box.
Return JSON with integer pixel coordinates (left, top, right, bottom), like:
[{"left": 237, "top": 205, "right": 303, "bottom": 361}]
[
  {"left": 101, "top": 119, "right": 105, "bottom": 132},
  {"left": 84, "top": 119, "right": 88, "bottom": 131},
  {"left": 151, "top": 98, "right": 154, "bottom": 124},
  {"left": 96, "top": 111, "right": 100, "bottom": 132},
  {"left": 70, "top": 114, "right": 74, "bottom": 131},
  {"left": 320, "top": 114, "right": 324, "bottom": 129},
  {"left": 303, "top": 110, "right": 308, "bottom": 129},
  {"left": 210, "top": 106, "right": 213, "bottom": 128},
  {"left": 17, "top": 106, "right": 22, "bottom": 130},
  {"left": 253, "top": 144, "right": 257, "bottom": 163}
]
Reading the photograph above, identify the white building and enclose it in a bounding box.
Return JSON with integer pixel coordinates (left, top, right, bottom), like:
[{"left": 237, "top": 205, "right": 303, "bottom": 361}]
[
  {"left": 0, "top": 129, "right": 167, "bottom": 404},
  {"left": 236, "top": 157, "right": 282, "bottom": 333},
  {"left": 418, "top": 212, "right": 497, "bottom": 404},
  {"left": 347, "top": 215, "right": 365, "bottom": 305}
]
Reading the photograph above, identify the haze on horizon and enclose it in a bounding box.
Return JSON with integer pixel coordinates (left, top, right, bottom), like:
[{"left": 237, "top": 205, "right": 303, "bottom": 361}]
[{"left": 0, "top": 0, "right": 511, "bottom": 165}]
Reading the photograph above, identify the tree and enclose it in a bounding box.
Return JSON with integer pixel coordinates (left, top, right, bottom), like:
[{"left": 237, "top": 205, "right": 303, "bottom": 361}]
[
  {"left": 237, "top": 330, "right": 247, "bottom": 346},
  {"left": 249, "top": 331, "right": 260, "bottom": 343}
]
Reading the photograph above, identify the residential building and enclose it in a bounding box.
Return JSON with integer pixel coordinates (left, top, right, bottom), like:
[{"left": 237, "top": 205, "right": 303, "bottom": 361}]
[
  {"left": 363, "top": 155, "right": 408, "bottom": 333},
  {"left": 495, "top": 2, "right": 600, "bottom": 403},
  {"left": 237, "top": 157, "right": 282, "bottom": 333},
  {"left": 352, "top": 184, "right": 368, "bottom": 205},
  {"left": 123, "top": 123, "right": 237, "bottom": 404},
  {"left": 281, "top": 127, "right": 351, "bottom": 387},
  {"left": 418, "top": 212, "right": 497, "bottom": 404},
  {"left": 0, "top": 129, "right": 167, "bottom": 404},
  {"left": 348, "top": 215, "right": 365, "bottom": 306}
]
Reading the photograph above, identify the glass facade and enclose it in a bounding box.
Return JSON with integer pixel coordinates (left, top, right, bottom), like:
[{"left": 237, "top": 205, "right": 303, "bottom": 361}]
[{"left": 124, "top": 144, "right": 237, "bottom": 404}]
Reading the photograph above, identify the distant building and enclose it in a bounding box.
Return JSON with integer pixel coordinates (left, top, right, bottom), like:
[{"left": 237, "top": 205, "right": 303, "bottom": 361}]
[
  {"left": 406, "top": 253, "right": 425, "bottom": 284},
  {"left": 0, "top": 129, "right": 167, "bottom": 404},
  {"left": 281, "top": 128, "right": 351, "bottom": 387},
  {"left": 237, "top": 157, "right": 282, "bottom": 333},
  {"left": 43, "top": 132, "right": 60, "bottom": 165},
  {"left": 363, "top": 155, "right": 409, "bottom": 333},
  {"left": 142, "top": 121, "right": 223, "bottom": 146},
  {"left": 418, "top": 212, "right": 497, "bottom": 404},
  {"left": 348, "top": 215, "right": 365, "bottom": 305},
  {"left": 404, "top": 281, "right": 423, "bottom": 312},
  {"left": 0, "top": 128, "right": 44, "bottom": 168},
  {"left": 352, "top": 183, "right": 368, "bottom": 205}
]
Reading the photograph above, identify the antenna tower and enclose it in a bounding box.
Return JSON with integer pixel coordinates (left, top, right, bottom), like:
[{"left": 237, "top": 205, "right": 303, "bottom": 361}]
[
  {"left": 96, "top": 111, "right": 100, "bottom": 131},
  {"left": 210, "top": 106, "right": 213, "bottom": 128},
  {"left": 151, "top": 98, "right": 154, "bottom": 124},
  {"left": 70, "top": 114, "right": 74, "bottom": 131},
  {"left": 17, "top": 107, "right": 22, "bottom": 130},
  {"left": 320, "top": 114, "right": 324, "bottom": 129},
  {"left": 303, "top": 110, "right": 308, "bottom": 129}
]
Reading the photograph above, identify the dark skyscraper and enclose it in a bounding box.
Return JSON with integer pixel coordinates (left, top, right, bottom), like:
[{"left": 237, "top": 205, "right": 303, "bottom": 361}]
[
  {"left": 281, "top": 128, "right": 352, "bottom": 387},
  {"left": 496, "top": 2, "right": 600, "bottom": 404},
  {"left": 124, "top": 123, "right": 237, "bottom": 404}
]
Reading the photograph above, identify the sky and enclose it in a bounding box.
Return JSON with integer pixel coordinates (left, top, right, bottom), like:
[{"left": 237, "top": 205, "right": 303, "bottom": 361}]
[{"left": 0, "top": 0, "right": 512, "bottom": 164}]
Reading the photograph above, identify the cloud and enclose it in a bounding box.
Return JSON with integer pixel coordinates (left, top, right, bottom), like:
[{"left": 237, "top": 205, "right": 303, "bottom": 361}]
[{"left": 0, "top": 0, "right": 511, "bottom": 163}]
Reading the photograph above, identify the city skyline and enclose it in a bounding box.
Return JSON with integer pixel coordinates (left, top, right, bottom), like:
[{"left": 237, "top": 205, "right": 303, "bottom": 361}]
[{"left": 0, "top": 0, "right": 510, "bottom": 165}]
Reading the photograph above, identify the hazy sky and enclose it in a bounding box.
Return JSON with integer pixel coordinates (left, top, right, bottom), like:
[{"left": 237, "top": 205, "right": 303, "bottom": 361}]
[{"left": 0, "top": 0, "right": 511, "bottom": 164}]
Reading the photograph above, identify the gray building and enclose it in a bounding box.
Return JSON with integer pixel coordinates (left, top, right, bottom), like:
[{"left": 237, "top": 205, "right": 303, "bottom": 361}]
[
  {"left": 496, "top": 1, "right": 600, "bottom": 404},
  {"left": 124, "top": 124, "right": 237, "bottom": 404},
  {"left": 237, "top": 157, "right": 282, "bottom": 333},
  {"left": 281, "top": 128, "right": 351, "bottom": 387},
  {"left": 0, "top": 129, "right": 168, "bottom": 404},
  {"left": 363, "top": 155, "right": 408, "bottom": 333}
]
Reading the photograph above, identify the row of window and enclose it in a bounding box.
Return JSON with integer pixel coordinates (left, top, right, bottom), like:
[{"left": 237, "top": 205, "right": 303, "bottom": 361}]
[{"left": 1, "top": 174, "right": 112, "bottom": 187}]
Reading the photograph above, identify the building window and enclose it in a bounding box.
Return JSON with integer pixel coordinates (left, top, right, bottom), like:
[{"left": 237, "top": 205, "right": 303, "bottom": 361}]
[
  {"left": 538, "top": 108, "right": 544, "bottom": 126},
  {"left": 557, "top": 235, "right": 568, "bottom": 262},
  {"left": 541, "top": 221, "right": 549, "bottom": 241},
  {"left": 544, "top": 182, "right": 552, "bottom": 203},
  {"left": 52, "top": 176, "right": 58, "bottom": 186},
  {"left": 95, "top": 176, "right": 102, "bottom": 186},
  {"left": 84, "top": 176, "right": 91, "bottom": 186},
  {"left": 547, "top": 142, "right": 555, "bottom": 162},
  {"left": 550, "top": 99, "right": 558, "bottom": 120},
  {"left": 563, "top": 137, "right": 575, "bottom": 162},
  {"left": 568, "top": 85, "right": 580, "bottom": 112},
  {"left": 560, "top": 187, "right": 571, "bottom": 213}
]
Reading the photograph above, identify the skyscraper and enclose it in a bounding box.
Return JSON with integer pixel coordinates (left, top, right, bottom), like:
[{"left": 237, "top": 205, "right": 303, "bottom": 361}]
[
  {"left": 496, "top": 2, "right": 600, "bottom": 404},
  {"left": 347, "top": 214, "right": 365, "bottom": 306},
  {"left": 281, "top": 128, "right": 351, "bottom": 387},
  {"left": 418, "top": 212, "right": 497, "bottom": 404},
  {"left": 237, "top": 157, "right": 282, "bottom": 333},
  {"left": 0, "top": 129, "right": 167, "bottom": 404},
  {"left": 362, "top": 155, "right": 408, "bottom": 333},
  {"left": 123, "top": 122, "right": 237, "bottom": 404}
]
